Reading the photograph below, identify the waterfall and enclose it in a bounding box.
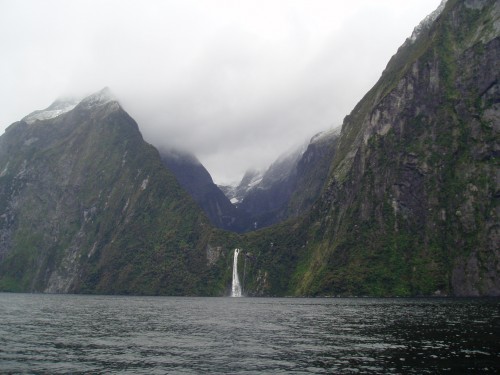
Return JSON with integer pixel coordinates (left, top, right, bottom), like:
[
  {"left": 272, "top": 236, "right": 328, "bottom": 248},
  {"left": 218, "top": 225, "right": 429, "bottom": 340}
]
[{"left": 231, "top": 248, "right": 242, "bottom": 297}]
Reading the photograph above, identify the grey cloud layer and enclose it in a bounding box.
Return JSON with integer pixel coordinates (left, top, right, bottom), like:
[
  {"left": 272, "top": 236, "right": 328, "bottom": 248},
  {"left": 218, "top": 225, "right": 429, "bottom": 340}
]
[{"left": 0, "top": 0, "right": 442, "bottom": 183}]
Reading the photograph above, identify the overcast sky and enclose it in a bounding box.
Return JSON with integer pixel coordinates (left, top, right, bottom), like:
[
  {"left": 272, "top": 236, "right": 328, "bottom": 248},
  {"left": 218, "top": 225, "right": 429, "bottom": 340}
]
[{"left": 0, "top": 0, "right": 442, "bottom": 184}]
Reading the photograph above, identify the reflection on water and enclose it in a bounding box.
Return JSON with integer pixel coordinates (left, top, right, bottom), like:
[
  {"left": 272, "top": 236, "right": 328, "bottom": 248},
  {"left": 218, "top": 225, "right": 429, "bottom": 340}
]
[{"left": 0, "top": 294, "right": 498, "bottom": 374}]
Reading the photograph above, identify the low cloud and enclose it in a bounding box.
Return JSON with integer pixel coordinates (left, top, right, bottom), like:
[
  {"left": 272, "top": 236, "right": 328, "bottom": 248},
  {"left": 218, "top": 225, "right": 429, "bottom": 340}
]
[{"left": 0, "top": 0, "right": 442, "bottom": 184}]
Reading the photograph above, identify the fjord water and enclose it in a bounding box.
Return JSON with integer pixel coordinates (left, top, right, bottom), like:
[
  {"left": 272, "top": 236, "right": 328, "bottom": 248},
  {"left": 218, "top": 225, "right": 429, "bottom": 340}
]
[{"left": 0, "top": 294, "right": 498, "bottom": 374}]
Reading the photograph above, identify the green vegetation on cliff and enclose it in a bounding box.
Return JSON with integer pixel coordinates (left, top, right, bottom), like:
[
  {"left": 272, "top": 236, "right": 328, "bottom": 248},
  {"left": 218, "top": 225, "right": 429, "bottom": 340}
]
[
  {"left": 0, "top": 1, "right": 498, "bottom": 297},
  {"left": 0, "top": 91, "right": 231, "bottom": 295},
  {"left": 238, "top": 0, "right": 499, "bottom": 297}
]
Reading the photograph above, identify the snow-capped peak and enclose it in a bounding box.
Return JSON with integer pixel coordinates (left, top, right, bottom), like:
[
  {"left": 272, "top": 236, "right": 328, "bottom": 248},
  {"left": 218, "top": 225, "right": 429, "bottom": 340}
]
[
  {"left": 79, "top": 87, "right": 117, "bottom": 108},
  {"left": 23, "top": 97, "right": 79, "bottom": 124},
  {"left": 219, "top": 169, "right": 264, "bottom": 204},
  {"left": 22, "top": 87, "right": 118, "bottom": 125},
  {"left": 408, "top": 0, "right": 448, "bottom": 44}
]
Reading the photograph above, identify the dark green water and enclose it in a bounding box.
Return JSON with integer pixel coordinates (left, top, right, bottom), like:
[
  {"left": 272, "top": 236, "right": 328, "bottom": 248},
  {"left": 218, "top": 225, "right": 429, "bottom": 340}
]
[{"left": 0, "top": 294, "right": 498, "bottom": 374}]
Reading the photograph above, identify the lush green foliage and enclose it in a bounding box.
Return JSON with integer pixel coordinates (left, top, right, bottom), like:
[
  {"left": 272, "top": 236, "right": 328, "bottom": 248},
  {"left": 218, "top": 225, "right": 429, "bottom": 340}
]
[{"left": 0, "top": 1, "right": 497, "bottom": 297}]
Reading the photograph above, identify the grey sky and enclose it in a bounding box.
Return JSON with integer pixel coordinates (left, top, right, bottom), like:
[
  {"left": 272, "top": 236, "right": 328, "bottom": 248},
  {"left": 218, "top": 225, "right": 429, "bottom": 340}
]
[{"left": 0, "top": 0, "right": 442, "bottom": 184}]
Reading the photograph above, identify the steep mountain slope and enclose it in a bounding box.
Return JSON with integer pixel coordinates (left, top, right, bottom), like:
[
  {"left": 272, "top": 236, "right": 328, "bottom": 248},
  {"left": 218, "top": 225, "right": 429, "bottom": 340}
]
[
  {"left": 239, "top": 0, "right": 499, "bottom": 297},
  {"left": 159, "top": 148, "right": 251, "bottom": 232},
  {"left": 159, "top": 130, "right": 339, "bottom": 233},
  {"left": 1, "top": 1, "right": 497, "bottom": 298},
  {"left": 237, "top": 143, "right": 307, "bottom": 229},
  {"left": 0, "top": 88, "right": 230, "bottom": 295},
  {"left": 286, "top": 128, "right": 340, "bottom": 219},
  {"left": 224, "top": 128, "right": 339, "bottom": 230}
]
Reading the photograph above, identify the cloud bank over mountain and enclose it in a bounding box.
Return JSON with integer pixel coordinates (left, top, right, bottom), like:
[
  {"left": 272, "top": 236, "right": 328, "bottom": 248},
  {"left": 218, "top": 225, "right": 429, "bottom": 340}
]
[{"left": 0, "top": 0, "right": 441, "bottom": 183}]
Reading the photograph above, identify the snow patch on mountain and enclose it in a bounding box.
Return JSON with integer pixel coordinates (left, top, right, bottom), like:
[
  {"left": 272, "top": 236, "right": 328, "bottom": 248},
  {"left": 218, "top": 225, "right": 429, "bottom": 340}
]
[
  {"left": 79, "top": 87, "right": 117, "bottom": 108},
  {"left": 310, "top": 126, "right": 341, "bottom": 145},
  {"left": 221, "top": 127, "right": 340, "bottom": 204},
  {"left": 258, "top": 143, "right": 307, "bottom": 190},
  {"left": 23, "top": 98, "right": 79, "bottom": 124},
  {"left": 408, "top": 0, "right": 448, "bottom": 44},
  {"left": 219, "top": 169, "right": 263, "bottom": 205},
  {"left": 23, "top": 87, "right": 118, "bottom": 125}
]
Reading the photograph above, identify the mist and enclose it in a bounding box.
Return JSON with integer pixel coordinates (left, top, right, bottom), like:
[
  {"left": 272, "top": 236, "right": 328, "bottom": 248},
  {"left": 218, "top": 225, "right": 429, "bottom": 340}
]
[{"left": 0, "top": 0, "right": 442, "bottom": 184}]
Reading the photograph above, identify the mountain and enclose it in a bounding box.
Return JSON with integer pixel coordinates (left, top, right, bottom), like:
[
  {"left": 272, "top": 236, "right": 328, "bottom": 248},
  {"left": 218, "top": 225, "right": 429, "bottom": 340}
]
[
  {"left": 239, "top": 0, "right": 499, "bottom": 297},
  {"left": 234, "top": 128, "right": 339, "bottom": 229},
  {"left": 159, "top": 148, "right": 251, "bottom": 232},
  {"left": 236, "top": 143, "right": 307, "bottom": 229},
  {"left": 172, "top": 125, "right": 339, "bottom": 233},
  {"left": 1, "top": 0, "right": 498, "bottom": 297},
  {"left": 0, "top": 88, "right": 231, "bottom": 295},
  {"left": 219, "top": 169, "right": 263, "bottom": 205}
]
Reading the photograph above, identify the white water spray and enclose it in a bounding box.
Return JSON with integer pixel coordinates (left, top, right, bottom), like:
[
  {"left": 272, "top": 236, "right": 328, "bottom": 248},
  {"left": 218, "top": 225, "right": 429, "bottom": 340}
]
[{"left": 231, "top": 248, "right": 242, "bottom": 297}]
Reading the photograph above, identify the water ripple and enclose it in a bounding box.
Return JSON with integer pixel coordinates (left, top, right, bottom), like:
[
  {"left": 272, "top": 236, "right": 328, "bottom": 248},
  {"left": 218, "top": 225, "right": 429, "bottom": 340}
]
[{"left": 0, "top": 294, "right": 498, "bottom": 373}]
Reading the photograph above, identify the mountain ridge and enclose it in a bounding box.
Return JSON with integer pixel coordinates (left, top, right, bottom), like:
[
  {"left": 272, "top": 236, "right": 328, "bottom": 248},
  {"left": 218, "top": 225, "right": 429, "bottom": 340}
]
[
  {"left": 159, "top": 147, "right": 252, "bottom": 232},
  {"left": 0, "top": 0, "right": 498, "bottom": 296},
  {"left": 238, "top": 0, "right": 499, "bottom": 297},
  {"left": 233, "top": 128, "right": 340, "bottom": 229},
  {"left": 0, "top": 90, "right": 229, "bottom": 294}
]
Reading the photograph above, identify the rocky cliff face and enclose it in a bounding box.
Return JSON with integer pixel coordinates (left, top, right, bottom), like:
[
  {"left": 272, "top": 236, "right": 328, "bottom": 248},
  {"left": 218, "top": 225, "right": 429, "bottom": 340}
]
[
  {"left": 241, "top": 0, "right": 499, "bottom": 297},
  {"left": 0, "top": 89, "right": 227, "bottom": 294},
  {"left": 1, "top": 1, "right": 497, "bottom": 298}
]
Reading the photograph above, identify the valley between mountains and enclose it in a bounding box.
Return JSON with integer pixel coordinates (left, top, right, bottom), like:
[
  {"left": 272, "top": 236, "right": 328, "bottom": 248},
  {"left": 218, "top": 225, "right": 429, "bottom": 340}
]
[{"left": 0, "top": 0, "right": 498, "bottom": 296}]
